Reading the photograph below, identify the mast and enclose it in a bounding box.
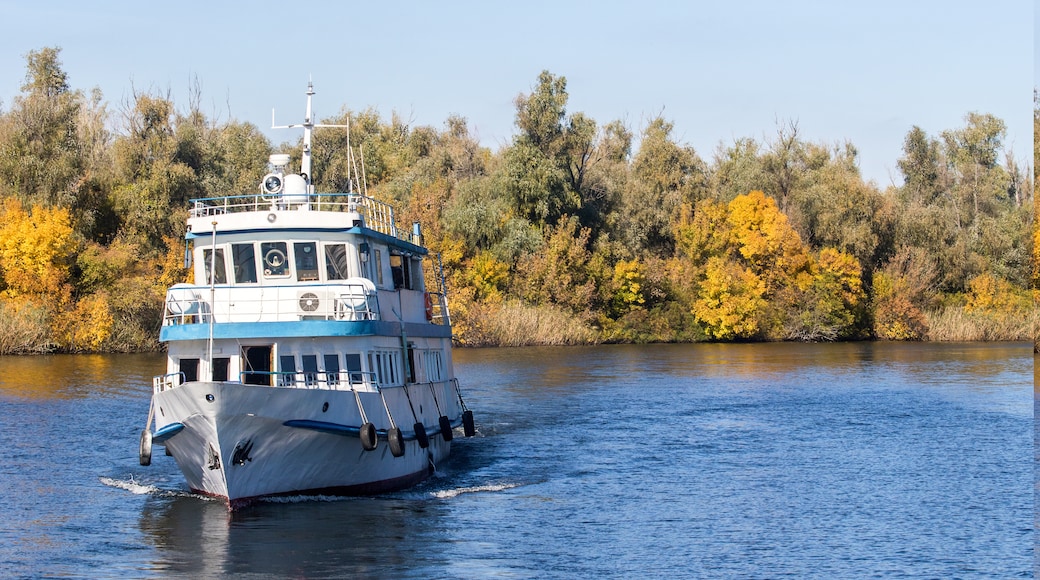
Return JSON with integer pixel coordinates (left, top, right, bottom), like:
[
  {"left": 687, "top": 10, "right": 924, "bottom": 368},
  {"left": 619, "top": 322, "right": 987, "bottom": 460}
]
[{"left": 272, "top": 82, "right": 347, "bottom": 194}]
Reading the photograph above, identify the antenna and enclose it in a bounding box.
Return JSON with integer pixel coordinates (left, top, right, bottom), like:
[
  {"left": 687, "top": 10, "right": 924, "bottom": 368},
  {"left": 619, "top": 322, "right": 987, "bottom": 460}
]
[{"left": 271, "top": 82, "right": 347, "bottom": 192}]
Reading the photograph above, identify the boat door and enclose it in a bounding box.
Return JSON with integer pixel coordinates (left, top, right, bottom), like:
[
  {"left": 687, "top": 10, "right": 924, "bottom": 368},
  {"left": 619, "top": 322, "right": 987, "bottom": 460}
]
[{"left": 242, "top": 345, "right": 273, "bottom": 385}]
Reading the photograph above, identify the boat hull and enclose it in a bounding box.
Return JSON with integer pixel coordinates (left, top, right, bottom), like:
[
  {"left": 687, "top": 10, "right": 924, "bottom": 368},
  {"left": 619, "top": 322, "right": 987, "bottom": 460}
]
[{"left": 153, "top": 381, "right": 454, "bottom": 506}]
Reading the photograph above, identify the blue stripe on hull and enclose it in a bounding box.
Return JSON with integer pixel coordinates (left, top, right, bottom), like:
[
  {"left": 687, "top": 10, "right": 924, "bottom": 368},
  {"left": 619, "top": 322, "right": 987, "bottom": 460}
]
[
  {"left": 283, "top": 419, "right": 460, "bottom": 440},
  {"left": 160, "top": 319, "right": 452, "bottom": 342},
  {"left": 153, "top": 422, "right": 185, "bottom": 443}
]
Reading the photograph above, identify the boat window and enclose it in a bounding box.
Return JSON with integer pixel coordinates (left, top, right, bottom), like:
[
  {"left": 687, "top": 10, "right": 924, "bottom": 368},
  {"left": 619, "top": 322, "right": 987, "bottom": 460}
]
[
  {"left": 325, "top": 244, "right": 349, "bottom": 280},
  {"left": 279, "top": 355, "right": 296, "bottom": 386},
  {"left": 203, "top": 249, "right": 227, "bottom": 284},
  {"left": 409, "top": 256, "right": 424, "bottom": 290},
  {"left": 212, "top": 357, "right": 230, "bottom": 381},
  {"left": 323, "top": 354, "right": 340, "bottom": 386},
  {"left": 368, "top": 350, "right": 399, "bottom": 386},
  {"left": 426, "top": 350, "right": 443, "bottom": 382},
  {"left": 261, "top": 242, "right": 290, "bottom": 277},
  {"left": 390, "top": 254, "right": 408, "bottom": 289},
  {"left": 232, "top": 243, "right": 257, "bottom": 284},
  {"left": 179, "top": 358, "right": 199, "bottom": 382},
  {"left": 373, "top": 249, "right": 383, "bottom": 286},
  {"left": 302, "top": 355, "right": 319, "bottom": 386},
  {"left": 294, "top": 242, "right": 319, "bottom": 281},
  {"left": 345, "top": 353, "right": 363, "bottom": 385}
]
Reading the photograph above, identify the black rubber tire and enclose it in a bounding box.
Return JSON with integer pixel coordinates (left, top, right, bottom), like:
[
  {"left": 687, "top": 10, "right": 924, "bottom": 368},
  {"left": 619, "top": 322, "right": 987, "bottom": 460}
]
[
  {"left": 413, "top": 422, "right": 429, "bottom": 449},
  {"left": 462, "top": 410, "right": 475, "bottom": 437},
  {"left": 388, "top": 427, "right": 405, "bottom": 458},
  {"left": 139, "top": 429, "right": 152, "bottom": 466},
  {"left": 439, "top": 415, "right": 453, "bottom": 441},
  {"left": 359, "top": 422, "right": 377, "bottom": 451}
]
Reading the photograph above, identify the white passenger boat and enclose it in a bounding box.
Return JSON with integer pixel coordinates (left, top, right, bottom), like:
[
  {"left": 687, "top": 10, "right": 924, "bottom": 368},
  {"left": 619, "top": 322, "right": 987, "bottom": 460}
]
[{"left": 138, "top": 83, "right": 474, "bottom": 508}]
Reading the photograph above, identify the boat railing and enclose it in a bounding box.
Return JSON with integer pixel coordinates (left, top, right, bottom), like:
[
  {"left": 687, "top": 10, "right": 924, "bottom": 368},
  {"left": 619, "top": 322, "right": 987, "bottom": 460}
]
[
  {"left": 153, "top": 372, "right": 186, "bottom": 393},
  {"left": 188, "top": 192, "right": 418, "bottom": 245},
  {"left": 240, "top": 369, "right": 380, "bottom": 391},
  {"left": 161, "top": 282, "right": 380, "bottom": 326}
]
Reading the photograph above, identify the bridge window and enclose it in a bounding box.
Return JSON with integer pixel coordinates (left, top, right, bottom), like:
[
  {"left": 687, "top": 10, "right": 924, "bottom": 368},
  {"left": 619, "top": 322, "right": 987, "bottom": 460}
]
[
  {"left": 325, "top": 244, "right": 349, "bottom": 280},
  {"left": 295, "top": 242, "right": 319, "bottom": 281},
  {"left": 261, "top": 242, "right": 289, "bottom": 277},
  {"left": 203, "top": 249, "right": 227, "bottom": 284},
  {"left": 232, "top": 243, "right": 257, "bottom": 283}
]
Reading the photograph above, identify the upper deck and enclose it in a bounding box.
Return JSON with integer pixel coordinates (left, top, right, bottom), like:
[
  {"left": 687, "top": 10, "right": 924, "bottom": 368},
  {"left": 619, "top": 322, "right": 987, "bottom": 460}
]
[{"left": 186, "top": 192, "right": 422, "bottom": 251}]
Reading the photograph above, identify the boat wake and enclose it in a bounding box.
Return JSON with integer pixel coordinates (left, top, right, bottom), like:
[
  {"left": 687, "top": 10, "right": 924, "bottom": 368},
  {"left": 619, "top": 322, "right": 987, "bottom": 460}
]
[
  {"left": 99, "top": 476, "right": 209, "bottom": 500},
  {"left": 431, "top": 482, "right": 521, "bottom": 499}
]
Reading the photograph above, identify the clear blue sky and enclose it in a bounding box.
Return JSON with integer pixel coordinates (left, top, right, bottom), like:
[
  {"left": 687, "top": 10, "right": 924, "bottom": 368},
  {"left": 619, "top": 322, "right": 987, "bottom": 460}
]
[{"left": 0, "top": 0, "right": 1033, "bottom": 187}]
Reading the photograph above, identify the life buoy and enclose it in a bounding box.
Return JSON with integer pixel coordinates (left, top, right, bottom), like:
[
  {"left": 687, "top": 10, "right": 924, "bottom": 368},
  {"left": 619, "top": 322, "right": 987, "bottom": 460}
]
[
  {"left": 388, "top": 427, "right": 405, "bottom": 457},
  {"left": 438, "top": 415, "right": 453, "bottom": 441},
  {"left": 359, "top": 422, "right": 377, "bottom": 451},
  {"left": 423, "top": 292, "right": 433, "bottom": 321},
  {"left": 413, "top": 422, "right": 429, "bottom": 449}
]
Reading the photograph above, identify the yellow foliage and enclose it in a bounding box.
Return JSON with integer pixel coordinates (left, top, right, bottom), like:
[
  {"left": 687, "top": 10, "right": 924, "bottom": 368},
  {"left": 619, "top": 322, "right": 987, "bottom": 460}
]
[
  {"left": 692, "top": 256, "right": 766, "bottom": 340},
  {"left": 0, "top": 198, "right": 75, "bottom": 299},
  {"left": 964, "top": 273, "right": 1030, "bottom": 313},
  {"left": 814, "top": 247, "right": 863, "bottom": 307},
  {"left": 52, "top": 292, "right": 114, "bottom": 352},
  {"left": 435, "top": 236, "right": 468, "bottom": 270},
  {"left": 872, "top": 271, "right": 928, "bottom": 340},
  {"left": 726, "top": 190, "right": 810, "bottom": 282},
  {"left": 674, "top": 199, "right": 729, "bottom": 264},
  {"left": 158, "top": 235, "right": 190, "bottom": 288},
  {"left": 611, "top": 259, "right": 647, "bottom": 312},
  {"left": 463, "top": 251, "right": 510, "bottom": 303}
]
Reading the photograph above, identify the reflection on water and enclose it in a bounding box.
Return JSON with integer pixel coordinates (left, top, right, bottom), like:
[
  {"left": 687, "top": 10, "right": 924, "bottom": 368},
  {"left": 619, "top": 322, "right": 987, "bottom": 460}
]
[
  {"left": 0, "top": 352, "right": 164, "bottom": 399},
  {"left": 138, "top": 489, "right": 457, "bottom": 577}
]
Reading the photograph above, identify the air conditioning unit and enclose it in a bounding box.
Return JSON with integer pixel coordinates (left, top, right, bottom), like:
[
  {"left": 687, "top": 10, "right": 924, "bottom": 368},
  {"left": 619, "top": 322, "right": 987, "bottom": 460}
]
[{"left": 297, "top": 290, "right": 323, "bottom": 319}]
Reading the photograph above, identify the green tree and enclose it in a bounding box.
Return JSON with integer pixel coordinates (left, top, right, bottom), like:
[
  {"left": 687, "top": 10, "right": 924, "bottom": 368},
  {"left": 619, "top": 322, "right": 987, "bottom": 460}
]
[
  {"left": 797, "top": 142, "right": 894, "bottom": 274},
  {"left": 622, "top": 116, "right": 706, "bottom": 256},
  {"left": 111, "top": 92, "right": 200, "bottom": 251},
  {"left": 710, "top": 137, "right": 766, "bottom": 203},
  {"left": 0, "top": 47, "right": 86, "bottom": 210}
]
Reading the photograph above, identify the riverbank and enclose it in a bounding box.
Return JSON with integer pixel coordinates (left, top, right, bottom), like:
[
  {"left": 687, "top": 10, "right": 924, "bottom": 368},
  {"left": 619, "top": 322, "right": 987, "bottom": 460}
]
[{"left": 1, "top": 301, "right": 1036, "bottom": 355}]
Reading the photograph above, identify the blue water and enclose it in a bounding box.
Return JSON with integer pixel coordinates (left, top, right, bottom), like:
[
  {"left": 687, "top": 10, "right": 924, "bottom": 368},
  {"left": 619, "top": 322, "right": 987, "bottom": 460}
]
[{"left": 0, "top": 343, "right": 1033, "bottom": 578}]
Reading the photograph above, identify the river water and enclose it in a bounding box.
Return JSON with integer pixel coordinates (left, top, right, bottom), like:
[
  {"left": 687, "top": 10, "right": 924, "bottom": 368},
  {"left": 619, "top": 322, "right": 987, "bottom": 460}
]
[{"left": 0, "top": 342, "right": 1033, "bottom": 578}]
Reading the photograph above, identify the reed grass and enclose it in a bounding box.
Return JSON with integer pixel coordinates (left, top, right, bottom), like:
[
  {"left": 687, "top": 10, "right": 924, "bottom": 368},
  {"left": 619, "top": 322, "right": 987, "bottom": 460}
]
[
  {"left": 460, "top": 300, "right": 598, "bottom": 347},
  {"left": 925, "top": 306, "right": 1039, "bottom": 342},
  {"left": 0, "top": 300, "right": 55, "bottom": 355}
]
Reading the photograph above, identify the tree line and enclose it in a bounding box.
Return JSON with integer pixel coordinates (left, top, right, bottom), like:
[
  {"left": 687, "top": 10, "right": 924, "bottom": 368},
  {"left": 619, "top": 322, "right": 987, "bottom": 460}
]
[{"left": 0, "top": 48, "right": 1035, "bottom": 354}]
